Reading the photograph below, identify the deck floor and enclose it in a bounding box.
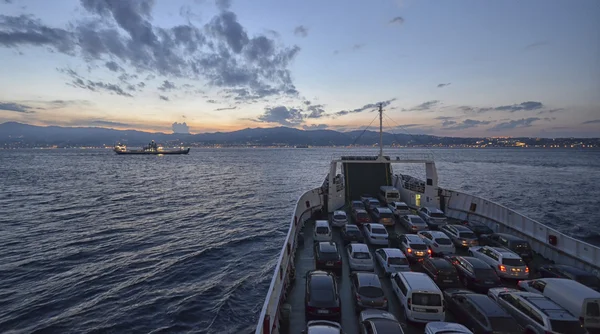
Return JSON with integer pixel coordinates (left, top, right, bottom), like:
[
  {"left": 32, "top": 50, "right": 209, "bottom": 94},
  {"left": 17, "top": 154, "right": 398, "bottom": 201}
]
[{"left": 284, "top": 213, "right": 552, "bottom": 334}]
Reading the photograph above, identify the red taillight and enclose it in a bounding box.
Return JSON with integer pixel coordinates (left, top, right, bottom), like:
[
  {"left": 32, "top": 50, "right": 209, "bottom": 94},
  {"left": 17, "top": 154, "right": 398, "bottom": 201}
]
[
  {"left": 427, "top": 249, "right": 432, "bottom": 255},
  {"left": 498, "top": 264, "right": 507, "bottom": 272},
  {"left": 525, "top": 266, "right": 529, "bottom": 273},
  {"left": 407, "top": 248, "right": 412, "bottom": 253}
]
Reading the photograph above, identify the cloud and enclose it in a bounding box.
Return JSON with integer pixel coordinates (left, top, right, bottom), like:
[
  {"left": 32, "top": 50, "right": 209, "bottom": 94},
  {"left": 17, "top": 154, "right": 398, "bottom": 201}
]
[
  {"left": 306, "top": 104, "right": 326, "bottom": 118},
  {"left": 437, "top": 83, "right": 451, "bottom": 88},
  {"left": 158, "top": 80, "right": 176, "bottom": 91},
  {"left": 524, "top": 41, "right": 548, "bottom": 50},
  {"left": 333, "top": 43, "right": 366, "bottom": 55},
  {"left": 172, "top": 121, "right": 190, "bottom": 134},
  {"left": 0, "top": 102, "right": 34, "bottom": 113},
  {"left": 389, "top": 17, "right": 404, "bottom": 25},
  {"left": 294, "top": 25, "right": 308, "bottom": 37},
  {"left": 488, "top": 117, "right": 540, "bottom": 131},
  {"left": 215, "top": 106, "right": 237, "bottom": 111},
  {"left": 0, "top": 1, "right": 301, "bottom": 102},
  {"left": 159, "top": 95, "right": 169, "bottom": 101},
  {"left": 335, "top": 98, "right": 396, "bottom": 117},
  {"left": 582, "top": 119, "right": 600, "bottom": 125},
  {"left": 443, "top": 119, "right": 491, "bottom": 130},
  {"left": 303, "top": 123, "right": 328, "bottom": 130},
  {"left": 105, "top": 61, "right": 122, "bottom": 72},
  {"left": 494, "top": 101, "right": 543, "bottom": 112},
  {"left": 403, "top": 100, "right": 440, "bottom": 112},
  {"left": 69, "top": 76, "right": 133, "bottom": 97},
  {"left": 435, "top": 116, "right": 457, "bottom": 127},
  {"left": 257, "top": 105, "right": 303, "bottom": 126}
]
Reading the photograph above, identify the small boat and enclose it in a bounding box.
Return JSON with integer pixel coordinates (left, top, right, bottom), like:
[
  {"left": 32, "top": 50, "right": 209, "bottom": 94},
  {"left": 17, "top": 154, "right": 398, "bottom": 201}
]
[{"left": 113, "top": 141, "right": 190, "bottom": 155}]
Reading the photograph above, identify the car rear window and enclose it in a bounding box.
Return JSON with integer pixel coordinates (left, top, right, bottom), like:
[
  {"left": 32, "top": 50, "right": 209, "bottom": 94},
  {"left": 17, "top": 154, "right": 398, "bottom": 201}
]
[
  {"left": 430, "top": 212, "right": 445, "bottom": 218},
  {"left": 357, "top": 212, "right": 369, "bottom": 219},
  {"left": 435, "top": 238, "right": 452, "bottom": 245},
  {"left": 353, "top": 252, "right": 371, "bottom": 259},
  {"left": 388, "top": 257, "right": 408, "bottom": 265},
  {"left": 411, "top": 217, "right": 426, "bottom": 225},
  {"left": 502, "top": 258, "right": 524, "bottom": 266},
  {"left": 353, "top": 202, "right": 364, "bottom": 208},
  {"left": 334, "top": 214, "right": 346, "bottom": 220},
  {"left": 412, "top": 293, "right": 442, "bottom": 306},
  {"left": 459, "top": 232, "right": 476, "bottom": 239},
  {"left": 372, "top": 228, "right": 387, "bottom": 234},
  {"left": 358, "top": 286, "right": 384, "bottom": 298},
  {"left": 311, "top": 289, "right": 335, "bottom": 303},
  {"left": 550, "top": 320, "right": 587, "bottom": 334},
  {"left": 346, "top": 229, "right": 361, "bottom": 237},
  {"left": 379, "top": 212, "right": 393, "bottom": 219},
  {"left": 488, "top": 317, "right": 522, "bottom": 332},
  {"left": 316, "top": 226, "right": 329, "bottom": 234},
  {"left": 409, "top": 244, "right": 427, "bottom": 250}
]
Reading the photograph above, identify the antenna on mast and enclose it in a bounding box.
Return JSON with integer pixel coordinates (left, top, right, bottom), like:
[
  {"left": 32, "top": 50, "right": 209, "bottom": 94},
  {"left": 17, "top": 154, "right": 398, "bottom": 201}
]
[{"left": 378, "top": 103, "right": 383, "bottom": 158}]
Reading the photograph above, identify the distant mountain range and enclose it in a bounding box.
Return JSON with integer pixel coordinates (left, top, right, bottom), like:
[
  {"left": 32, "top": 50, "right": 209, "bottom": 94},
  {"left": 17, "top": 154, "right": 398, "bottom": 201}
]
[{"left": 0, "top": 122, "right": 598, "bottom": 147}]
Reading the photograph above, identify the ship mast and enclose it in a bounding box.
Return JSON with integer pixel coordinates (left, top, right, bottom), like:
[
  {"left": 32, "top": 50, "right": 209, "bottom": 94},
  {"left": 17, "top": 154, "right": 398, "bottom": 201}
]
[{"left": 378, "top": 103, "right": 383, "bottom": 158}]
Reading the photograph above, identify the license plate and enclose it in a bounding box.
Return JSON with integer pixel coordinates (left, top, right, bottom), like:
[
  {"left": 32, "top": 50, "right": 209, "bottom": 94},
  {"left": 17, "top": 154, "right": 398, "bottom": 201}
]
[
  {"left": 326, "top": 261, "right": 333, "bottom": 266},
  {"left": 521, "top": 253, "right": 529, "bottom": 257},
  {"left": 416, "top": 252, "right": 423, "bottom": 256},
  {"left": 413, "top": 307, "right": 426, "bottom": 312},
  {"left": 512, "top": 268, "right": 521, "bottom": 272},
  {"left": 317, "top": 309, "right": 328, "bottom": 314}
]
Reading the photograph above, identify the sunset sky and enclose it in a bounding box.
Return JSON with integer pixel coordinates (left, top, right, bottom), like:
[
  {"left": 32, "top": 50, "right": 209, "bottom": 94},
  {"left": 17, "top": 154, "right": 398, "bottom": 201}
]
[{"left": 0, "top": 0, "right": 598, "bottom": 137}]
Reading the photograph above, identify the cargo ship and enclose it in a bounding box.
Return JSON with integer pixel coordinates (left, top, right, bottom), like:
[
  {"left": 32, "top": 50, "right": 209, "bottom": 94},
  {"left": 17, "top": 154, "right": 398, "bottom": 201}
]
[{"left": 113, "top": 141, "right": 190, "bottom": 155}]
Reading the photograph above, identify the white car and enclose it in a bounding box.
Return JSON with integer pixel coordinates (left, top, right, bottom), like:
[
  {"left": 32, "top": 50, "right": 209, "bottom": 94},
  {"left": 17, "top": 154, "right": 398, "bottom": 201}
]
[
  {"left": 362, "top": 223, "right": 389, "bottom": 246},
  {"left": 487, "top": 287, "right": 520, "bottom": 302},
  {"left": 346, "top": 243, "right": 375, "bottom": 271},
  {"left": 305, "top": 320, "right": 342, "bottom": 334},
  {"left": 358, "top": 310, "right": 404, "bottom": 334},
  {"left": 331, "top": 210, "right": 348, "bottom": 227},
  {"left": 418, "top": 207, "right": 447, "bottom": 229},
  {"left": 388, "top": 201, "right": 411, "bottom": 217},
  {"left": 425, "top": 322, "right": 473, "bottom": 334},
  {"left": 401, "top": 215, "right": 428, "bottom": 232},
  {"left": 313, "top": 220, "right": 332, "bottom": 242},
  {"left": 469, "top": 246, "right": 529, "bottom": 280},
  {"left": 374, "top": 248, "right": 410, "bottom": 275},
  {"left": 417, "top": 230, "right": 455, "bottom": 256},
  {"left": 397, "top": 233, "right": 431, "bottom": 262}
]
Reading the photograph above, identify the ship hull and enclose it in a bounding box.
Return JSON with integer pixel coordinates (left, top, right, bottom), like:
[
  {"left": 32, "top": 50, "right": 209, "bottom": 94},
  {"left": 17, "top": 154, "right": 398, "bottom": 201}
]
[{"left": 114, "top": 148, "right": 190, "bottom": 155}]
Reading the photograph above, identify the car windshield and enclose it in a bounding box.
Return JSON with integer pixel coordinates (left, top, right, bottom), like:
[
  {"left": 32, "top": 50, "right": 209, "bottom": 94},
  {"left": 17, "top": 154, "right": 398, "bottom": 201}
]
[
  {"left": 316, "top": 227, "right": 329, "bottom": 234},
  {"left": 352, "top": 202, "right": 364, "bottom": 208},
  {"left": 353, "top": 252, "right": 371, "bottom": 259},
  {"left": 576, "top": 275, "right": 600, "bottom": 288},
  {"left": 411, "top": 217, "right": 426, "bottom": 225},
  {"left": 358, "top": 286, "right": 384, "bottom": 298},
  {"left": 549, "top": 320, "right": 587, "bottom": 334},
  {"left": 388, "top": 257, "right": 408, "bottom": 265},
  {"left": 502, "top": 258, "right": 524, "bottom": 266},
  {"left": 334, "top": 214, "right": 346, "bottom": 220},
  {"left": 346, "top": 229, "right": 361, "bottom": 236},
  {"left": 430, "top": 212, "right": 445, "bottom": 218},
  {"left": 488, "top": 317, "right": 522, "bottom": 332},
  {"left": 435, "top": 238, "right": 452, "bottom": 245},
  {"left": 412, "top": 293, "right": 442, "bottom": 306},
  {"left": 459, "top": 232, "right": 476, "bottom": 239},
  {"left": 371, "top": 228, "right": 387, "bottom": 234},
  {"left": 409, "top": 243, "right": 427, "bottom": 250},
  {"left": 379, "top": 212, "right": 392, "bottom": 219},
  {"left": 311, "top": 289, "right": 335, "bottom": 303}
]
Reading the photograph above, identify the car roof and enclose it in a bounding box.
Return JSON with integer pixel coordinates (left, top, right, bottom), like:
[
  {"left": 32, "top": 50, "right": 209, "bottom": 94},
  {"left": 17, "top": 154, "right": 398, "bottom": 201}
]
[
  {"left": 427, "top": 231, "right": 450, "bottom": 238},
  {"left": 381, "top": 248, "right": 406, "bottom": 258},
  {"left": 407, "top": 214, "right": 422, "bottom": 220},
  {"left": 356, "top": 272, "right": 382, "bottom": 287},
  {"left": 369, "top": 223, "right": 386, "bottom": 229},
  {"left": 405, "top": 234, "right": 424, "bottom": 243},
  {"left": 398, "top": 272, "right": 439, "bottom": 290},
  {"left": 318, "top": 242, "right": 338, "bottom": 252},
  {"left": 393, "top": 201, "right": 408, "bottom": 206},
  {"left": 518, "top": 294, "right": 578, "bottom": 320},
  {"left": 352, "top": 200, "right": 363, "bottom": 204},
  {"left": 489, "top": 247, "right": 519, "bottom": 258},
  {"left": 349, "top": 243, "right": 370, "bottom": 252},
  {"left": 466, "top": 294, "right": 510, "bottom": 316},
  {"left": 360, "top": 309, "right": 398, "bottom": 322},
  {"left": 345, "top": 224, "right": 360, "bottom": 231},
  {"left": 495, "top": 233, "right": 526, "bottom": 241},
  {"left": 309, "top": 271, "right": 335, "bottom": 288},
  {"left": 427, "top": 257, "right": 454, "bottom": 268},
  {"left": 426, "top": 322, "right": 470, "bottom": 333},
  {"left": 375, "top": 207, "right": 392, "bottom": 213},
  {"left": 315, "top": 220, "right": 329, "bottom": 227},
  {"left": 369, "top": 199, "right": 380, "bottom": 202},
  {"left": 333, "top": 210, "right": 346, "bottom": 215},
  {"left": 354, "top": 209, "right": 368, "bottom": 214},
  {"left": 371, "top": 319, "right": 404, "bottom": 333},
  {"left": 425, "top": 207, "right": 443, "bottom": 213},
  {"left": 306, "top": 321, "right": 341, "bottom": 334},
  {"left": 461, "top": 256, "right": 492, "bottom": 269}
]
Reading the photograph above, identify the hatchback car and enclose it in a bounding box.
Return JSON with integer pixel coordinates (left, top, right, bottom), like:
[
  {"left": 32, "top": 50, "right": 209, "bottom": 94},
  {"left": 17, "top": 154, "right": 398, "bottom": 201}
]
[
  {"left": 371, "top": 207, "right": 394, "bottom": 226},
  {"left": 421, "top": 257, "right": 460, "bottom": 289},
  {"left": 374, "top": 248, "right": 410, "bottom": 275},
  {"left": 417, "top": 230, "right": 455, "bottom": 256},
  {"left": 397, "top": 233, "right": 431, "bottom": 262},
  {"left": 314, "top": 220, "right": 332, "bottom": 242},
  {"left": 303, "top": 320, "right": 342, "bottom": 334},
  {"left": 479, "top": 233, "right": 534, "bottom": 262},
  {"left": 341, "top": 224, "right": 365, "bottom": 245},
  {"left": 440, "top": 224, "right": 478, "bottom": 248},
  {"left": 314, "top": 241, "right": 342, "bottom": 273},
  {"left": 401, "top": 214, "right": 428, "bottom": 232},
  {"left": 331, "top": 210, "right": 348, "bottom": 228},
  {"left": 425, "top": 322, "right": 472, "bottom": 334},
  {"left": 305, "top": 270, "right": 341, "bottom": 321},
  {"left": 418, "top": 207, "right": 447, "bottom": 229},
  {"left": 367, "top": 199, "right": 381, "bottom": 212},
  {"left": 445, "top": 255, "right": 502, "bottom": 292},
  {"left": 346, "top": 243, "right": 375, "bottom": 272},
  {"left": 358, "top": 309, "right": 404, "bottom": 334},
  {"left": 468, "top": 246, "right": 529, "bottom": 280},
  {"left": 351, "top": 272, "right": 388, "bottom": 311},
  {"left": 351, "top": 200, "right": 366, "bottom": 211},
  {"left": 388, "top": 201, "right": 411, "bottom": 217}
]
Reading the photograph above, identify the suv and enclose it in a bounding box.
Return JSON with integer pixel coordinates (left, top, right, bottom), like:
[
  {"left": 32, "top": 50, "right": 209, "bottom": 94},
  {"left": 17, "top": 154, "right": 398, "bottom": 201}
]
[
  {"left": 469, "top": 246, "right": 529, "bottom": 280},
  {"left": 305, "top": 270, "right": 341, "bottom": 321},
  {"left": 495, "top": 291, "right": 586, "bottom": 334},
  {"left": 421, "top": 257, "right": 460, "bottom": 289},
  {"left": 418, "top": 207, "right": 447, "bottom": 229},
  {"left": 480, "top": 233, "right": 533, "bottom": 262},
  {"left": 446, "top": 255, "right": 501, "bottom": 292},
  {"left": 351, "top": 272, "right": 388, "bottom": 311},
  {"left": 397, "top": 234, "right": 431, "bottom": 262},
  {"left": 440, "top": 224, "right": 478, "bottom": 248}
]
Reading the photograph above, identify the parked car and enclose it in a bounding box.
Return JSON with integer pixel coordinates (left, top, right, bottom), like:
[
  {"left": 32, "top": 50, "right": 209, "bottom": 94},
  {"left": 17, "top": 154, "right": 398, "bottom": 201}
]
[
  {"left": 494, "top": 291, "right": 586, "bottom": 334},
  {"left": 360, "top": 194, "right": 375, "bottom": 207},
  {"left": 537, "top": 264, "right": 600, "bottom": 291},
  {"left": 487, "top": 287, "right": 520, "bottom": 302},
  {"left": 444, "top": 290, "right": 522, "bottom": 334},
  {"left": 401, "top": 214, "right": 428, "bottom": 232},
  {"left": 445, "top": 255, "right": 502, "bottom": 292},
  {"left": 305, "top": 270, "right": 341, "bottom": 321},
  {"left": 479, "top": 233, "right": 533, "bottom": 262},
  {"left": 314, "top": 220, "right": 332, "bottom": 242},
  {"left": 358, "top": 309, "right": 404, "bottom": 334},
  {"left": 374, "top": 248, "right": 410, "bottom": 275},
  {"left": 341, "top": 224, "right": 365, "bottom": 245},
  {"left": 418, "top": 207, "right": 447, "bottom": 229},
  {"left": 425, "top": 322, "right": 472, "bottom": 334},
  {"left": 367, "top": 199, "right": 381, "bottom": 213},
  {"left": 396, "top": 233, "right": 431, "bottom": 262},
  {"left": 417, "top": 230, "right": 455, "bottom": 256},
  {"left": 352, "top": 208, "right": 371, "bottom": 225},
  {"left": 350, "top": 272, "right": 388, "bottom": 311},
  {"left": 314, "top": 241, "right": 342, "bottom": 273},
  {"left": 304, "top": 320, "right": 342, "bottom": 334},
  {"left": 421, "top": 257, "right": 460, "bottom": 289},
  {"left": 331, "top": 210, "right": 348, "bottom": 228},
  {"left": 440, "top": 224, "right": 479, "bottom": 248},
  {"left": 388, "top": 201, "right": 411, "bottom": 217},
  {"left": 468, "top": 246, "right": 529, "bottom": 280},
  {"left": 371, "top": 207, "right": 394, "bottom": 226},
  {"left": 351, "top": 200, "right": 366, "bottom": 211},
  {"left": 362, "top": 223, "right": 389, "bottom": 246},
  {"left": 346, "top": 243, "right": 374, "bottom": 272},
  {"left": 461, "top": 220, "right": 494, "bottom": 237}
]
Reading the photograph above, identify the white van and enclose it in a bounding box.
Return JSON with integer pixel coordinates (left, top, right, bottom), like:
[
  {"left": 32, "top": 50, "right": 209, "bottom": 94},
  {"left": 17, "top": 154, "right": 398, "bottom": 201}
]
[
  {"left": 390, "top": 272, "right": 445, "bottom": 323},
  {"left": 518, "top": 278, "right": 600, "bottom": 330},
  {"left": 378, "top": 186, "right": 400, "bottom": 204},
  {"left": 313, "top": 220, "right": 332, "bottom": 242}
]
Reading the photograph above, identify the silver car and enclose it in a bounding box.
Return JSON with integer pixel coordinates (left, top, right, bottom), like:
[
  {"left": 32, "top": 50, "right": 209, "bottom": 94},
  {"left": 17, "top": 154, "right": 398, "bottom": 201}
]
[
  {"left": 351, "top": 272, "right": 388, "bottom": 311},
  {"left": 440, "top": 224, "right": 478, "bottom": 248},
  {"left": 401, "top": 214, "right": 428, "bottom": 232},
  {"left": 358, "top": 309, "right": 404, "bottom": 334},
  {"left": 469, "top": 246, "right": 529, "bottom": 280},
  {"left": 304, "top": 320, "right": 342, "bottom": 334},
  {"left": 418, "top": 207, "right": 447, "bottom": 229}
]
